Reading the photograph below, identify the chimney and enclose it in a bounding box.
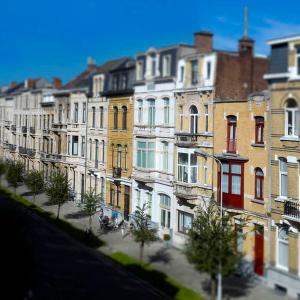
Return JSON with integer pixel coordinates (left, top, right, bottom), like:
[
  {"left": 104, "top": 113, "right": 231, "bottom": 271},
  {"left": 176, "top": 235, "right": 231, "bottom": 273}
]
[
  {"left": 10, "top": 81, "right": 17, "bottom": 89},
  {"left": 52, "top": 77, "right": 62, "bottom": 89},
  {"left": 194, "top": 31, "right": 213, "bottom": 53},
  {"left": 25, "top": 79, "right": 35, "bottom": 89},
  {"left": 87, "top": 57, "right": 96, "bottom": 71}
]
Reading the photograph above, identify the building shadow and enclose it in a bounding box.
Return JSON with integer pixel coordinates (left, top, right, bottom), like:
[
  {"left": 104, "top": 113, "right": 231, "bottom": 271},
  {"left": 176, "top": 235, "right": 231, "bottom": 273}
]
[
  {"left": 148, "top": 247, "right": 172, "bottom": 264},
  {"left": 64, "top": 210, "right": 89, "bottom": 219}
]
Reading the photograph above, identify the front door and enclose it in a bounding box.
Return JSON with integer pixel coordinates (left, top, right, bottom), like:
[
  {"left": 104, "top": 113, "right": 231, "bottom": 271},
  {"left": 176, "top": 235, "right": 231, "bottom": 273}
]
[{"left": 254, "top": 225, "right": 264, "bottom": 276}]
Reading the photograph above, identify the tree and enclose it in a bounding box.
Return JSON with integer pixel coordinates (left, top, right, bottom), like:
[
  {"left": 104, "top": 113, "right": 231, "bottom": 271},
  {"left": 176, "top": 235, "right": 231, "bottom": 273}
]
[
  {"left": 45, "top": 172, "right": 70, "bottom": 219},
  {"left": 184, "top": 200, "right": 245, "bottom": 300},
  {"left": 24, "top": 170, "right": 44, "bottom": 203},
  {"left": 0, "top": 159, "right": 7, "bottom": 185},
  {"left": 6, "top": 160, "right": 25, "bottom": 193},
  {"left": 83, "top": 189, "right": 98, "bottom": 230},
  {"left": 132, "top": 203, "right": 159, "bottom": 263}
]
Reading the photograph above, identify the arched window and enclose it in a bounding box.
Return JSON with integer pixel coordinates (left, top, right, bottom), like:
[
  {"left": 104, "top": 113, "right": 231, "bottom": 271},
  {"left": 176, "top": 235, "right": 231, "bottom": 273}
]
[
  {"left": 92, "top": 107, "right": 96, "bottom": 128},
  {"left": 255, "top": 117, "right": 264, "bottom": 144},
  {"left": 148, "top": 99, "right": 155, "bottom": 127},
  {"left": 190, "top": 105, "right": 198, "bottom": 134},
  {"left": 279, "top": 157, "right": 288, "bottom": 198},
  {"left": 285, "top": 99, "right": 298, "bottom": 137},
  {"left": 113, "top": 106, "right": 118, "bottom": 129},
  {"left": 160, "top": 194, "right": 171, "bottom": 228},
  {"left": 122, "top": 106, "right": 127, "bottom": 130},
  {"left": 255, "top": 168, "right": 264, "bottom": 200},
  {"left": 227, "top": 115, "right": 237, "bottom": 153},
  {"left": 99, "top": 106, "right": 104, "bottom": 128}
]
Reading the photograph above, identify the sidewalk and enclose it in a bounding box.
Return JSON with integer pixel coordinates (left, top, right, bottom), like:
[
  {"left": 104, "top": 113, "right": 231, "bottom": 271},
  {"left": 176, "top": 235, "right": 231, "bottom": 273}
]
[{"left": 9, "top": 182, "right": 289, "bottom": 300}]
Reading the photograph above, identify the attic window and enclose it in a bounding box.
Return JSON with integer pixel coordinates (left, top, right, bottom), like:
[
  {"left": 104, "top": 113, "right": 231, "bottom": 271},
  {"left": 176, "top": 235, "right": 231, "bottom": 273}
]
[{"left": 162, "top": 54, "right": 171, "bottom": 77}]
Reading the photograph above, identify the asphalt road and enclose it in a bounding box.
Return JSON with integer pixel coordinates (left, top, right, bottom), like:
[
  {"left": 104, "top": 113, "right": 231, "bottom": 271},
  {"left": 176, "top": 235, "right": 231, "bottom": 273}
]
[{"left": 0, "top": 194, "right": 168, "bottom": 300}]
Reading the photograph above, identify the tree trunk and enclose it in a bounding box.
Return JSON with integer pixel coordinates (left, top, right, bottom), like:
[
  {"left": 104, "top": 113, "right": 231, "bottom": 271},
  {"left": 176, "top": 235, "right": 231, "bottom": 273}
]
[
  {"left": 140, "top": 241, "right": 144, "bottom": 263},
  {"left": 57, "top": 203, "right": 60, "bottom": 220},
  {"left": 210, "top": 275, "right": 216, "bottom": 300}
]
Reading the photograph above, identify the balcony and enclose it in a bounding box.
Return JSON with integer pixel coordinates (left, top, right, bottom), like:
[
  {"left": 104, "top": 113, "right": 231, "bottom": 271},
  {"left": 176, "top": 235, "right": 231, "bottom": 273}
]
[
  {"left": 174, "top": 182, "right": 199, "bottom": 200},
  {"left": 227, "top": 139, "right": 236, "bottom": 153},
  {"left": 113, "top": 167, "right": 122, "bottom": 178},
  {"left": 51, "top": 123, "right": 67, "bottom": 133},
  {"left": 4, "top": 120, "right": 11, "bottom": 128},
  {"left": 19, "top": 146, "right": 27, "bottom": 155},
  {"left": 8, "top": 144, "right": 17, "bottom": 152},
  {"left": 284, "top": 200, "right": 300, "bottom": 221},
  {"left": 175, "top": 133, "right": 200, "bottom": 147},
  {"left": 132, "top": 168, "right": 155, "bottom": 184},
  {"left": 11, "top": 125, "right": 16, "bottom": 132},
  {"left": 40, "top": 152, "right": 51, "bottom": 161},
  {"left": 21, "top": 126, "right": 27, "bottom": 134},
  {"left": 43, "top": 129, "right": 51, "bottom": 136},
  {"left": 27, "top": 148, "right": 36, "bottom": 158},
  {"left": 29, "top": 127, "right": 36, "bottom": 135}
]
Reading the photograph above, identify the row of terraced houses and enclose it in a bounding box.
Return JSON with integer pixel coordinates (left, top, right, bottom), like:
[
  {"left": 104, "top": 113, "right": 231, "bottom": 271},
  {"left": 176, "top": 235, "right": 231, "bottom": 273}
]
[{"left": 1, "top": 29, "right": 300, "bottom": 298}]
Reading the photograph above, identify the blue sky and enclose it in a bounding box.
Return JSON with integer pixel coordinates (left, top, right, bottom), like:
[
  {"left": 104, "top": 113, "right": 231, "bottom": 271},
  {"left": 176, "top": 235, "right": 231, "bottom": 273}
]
[{"left": 1, "top": 0, "right": 300, "bottom": 86}]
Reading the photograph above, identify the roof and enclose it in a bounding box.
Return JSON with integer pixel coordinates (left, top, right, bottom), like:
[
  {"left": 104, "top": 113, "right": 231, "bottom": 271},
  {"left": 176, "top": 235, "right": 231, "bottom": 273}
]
[{"left": 267, "top": 34, "right": 300, "bottom": 45}]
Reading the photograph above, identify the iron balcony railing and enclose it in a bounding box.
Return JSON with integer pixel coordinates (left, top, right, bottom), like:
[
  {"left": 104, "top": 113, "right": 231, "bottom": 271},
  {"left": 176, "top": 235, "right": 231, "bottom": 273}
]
[
  {"left": 27, "top": 148, "right": 36, "bottom": 158},
  {"left": 284, "top": 200, "right": 300, "bottom": 220},
  {"left": 175, "top": 133, "right": 200, "bottom": 146},
  {"left": 9, "top": 144, "right": 17, "bottom": 152},
  {"left": 19, "top": 146, "right": 27, "bottom": 155},
  {"left": 21, "top": 126, "right": 27, "bottom": 134}
]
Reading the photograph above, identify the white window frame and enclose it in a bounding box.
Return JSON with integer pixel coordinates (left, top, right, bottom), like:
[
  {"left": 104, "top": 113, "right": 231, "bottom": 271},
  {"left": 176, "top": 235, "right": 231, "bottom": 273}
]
[
  {"left": 177, "top": 151, "right": 197, "bottom": 184},
  {"left": 136, "top": 140, "right": 155, "bottom": 169},
  {"left": 162, "top": 54, "right": 171, "bottom": 77},
  {"left": 137, "top": 100, "right": 143, "bottom": 124},
  {"left": 276, "top": 226, "right": 289, "bottom": 271},
  {"left": 203, "top": 157, "right": 208, "bottom": 185},
  {"left": 204, "top": 105, "right": 209, "bottom": 133},
  {"left": 285, "top": 100, "right": 298, "bottom": 137},
  {"left": 163, "top": 98, "right": 170, "bottom": 125},
  {"left": 160, "top": 194, "right": 171, "bottom": 228},
  {"left": 136, "top": 189, "right": 141, "bottom": 208},
  {"left": 162, "top": 142, "right": 168, "bottom": 172},
  {"left": 148, "top": 99, "right": 155, "bottom": 127},
  {"left": 279, "top": 158, "right": 288, "bottom": 198},
  {"left": 136, "top": 60, "right": 144, "bottom": 81}
]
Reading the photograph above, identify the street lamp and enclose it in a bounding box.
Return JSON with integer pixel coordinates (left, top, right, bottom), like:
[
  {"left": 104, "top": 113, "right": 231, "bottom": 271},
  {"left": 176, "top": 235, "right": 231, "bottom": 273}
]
[{"left": 194, "top": 149, "right": 223, "bottom": 300}]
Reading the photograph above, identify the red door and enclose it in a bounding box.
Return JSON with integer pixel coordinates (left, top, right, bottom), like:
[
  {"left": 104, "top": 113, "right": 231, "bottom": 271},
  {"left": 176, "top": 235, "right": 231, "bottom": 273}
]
[{"left": 254, "top": 226, "right": 264, "bottom": 276}]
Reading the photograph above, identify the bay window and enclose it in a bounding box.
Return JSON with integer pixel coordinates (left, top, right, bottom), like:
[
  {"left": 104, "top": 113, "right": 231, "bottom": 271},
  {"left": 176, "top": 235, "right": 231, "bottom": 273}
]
[
  {"left": 137, "top": 141, "right": 155, "bottom": 169},
  {"left": 177, "top": 152, "right": 197, "bottom": 183}
]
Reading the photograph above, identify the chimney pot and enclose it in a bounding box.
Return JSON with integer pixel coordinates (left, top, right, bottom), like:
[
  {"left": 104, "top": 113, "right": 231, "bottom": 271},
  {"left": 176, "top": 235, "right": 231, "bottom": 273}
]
[
  {"left": 194, "top": 31, "right": 213, "bottom": 53},
  {"left": 52, "top": 77, "right": 62, "bottom": 89}
]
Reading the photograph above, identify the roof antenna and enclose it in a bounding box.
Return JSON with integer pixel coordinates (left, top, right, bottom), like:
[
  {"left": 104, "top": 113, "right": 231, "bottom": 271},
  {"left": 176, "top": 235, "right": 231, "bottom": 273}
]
[{"left": 244, "top": 4, "right": 248, "bottom": 38}]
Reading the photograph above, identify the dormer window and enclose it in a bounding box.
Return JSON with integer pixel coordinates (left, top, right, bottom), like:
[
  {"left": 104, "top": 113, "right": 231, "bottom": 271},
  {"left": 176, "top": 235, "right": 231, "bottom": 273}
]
[
  {"left": 162, "top": 54, "right": 171, "bottom": 77},
  {"left": 151, "top": 56, "right": 156, "bottom": 77},
  {"left": 121, "top": 74, "right": 127, "bottom": 90},
  {"left": 297, "top": 46, "right": 300, "bottom": 75},
  {"left": 112, "top": 75, "right": 119, "bottom": 90},
  {"left": 191, "top": 60, "right": 198, "bottom": 84},
  {"left": 180, "top": 66, "right": 184, "bottom": 82},
  {"left": 136, "top": 60, "right": 144, "bottom": 81},
  {"left": 206, "top": 61, "right": 211, "bottom": 79}
]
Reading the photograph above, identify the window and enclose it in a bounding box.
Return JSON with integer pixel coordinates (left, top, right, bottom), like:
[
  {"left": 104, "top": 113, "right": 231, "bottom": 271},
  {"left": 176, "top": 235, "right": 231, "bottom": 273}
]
[
  {"left": 89, "top": 139, "right": 92, "bottom": 160},
  {"left": 111, "top": 144, "right": 114, "bottom": 167},
  {"left": 113, "top": 106, "right": 118, "bottom": 129},
  {"left": 177, "top": 153, "right": 197, "bottom": 183},
  {"left": 110, "top": 184, "right": 115, "bottom": 206},
  {"left": 255, "top": 117, "right": 264, "bottom": 144},
  {"left": 162, "top": 54, "right": 171, "bottom": 77},
  {"left": 124, "top": 145, "right": 128, "bottom": 169},
  {"left": 148, "top": 99, "right": 155, "bottom": 127},
  {"left": 163, "top": 98, "right": 170, "bottom": 125},
  {"left": 178, "top": 211, "right": 193, "bottom": 234},
  {"left": 151, "top": 56, "right": 156, "bottom": 77},
  {"left": 190, "top": 105, "right": 198, "bottom": 134},
  {"left": 227, "top": 116, "right": 237, "bottom": 153},
  {"left": 122, "top": 106, "right": 127, "bottom": 130},
  {"left": 279, "top": 158, "right": 288, "bottom": 198},
  {"left": 82, "top": 103, "right": 86, "bottom": 123},
  {"left": 74, "top": 103, "right": 78, "bottom": 123},
  {"left": 58, "top": 104, "right": 63, "bottom": 123},
  {"left": 285, "top": 99, "right": 298, "bottom": 137},
  {"left": 160, "top": 194, "right": 171, "bottom": 228},
  {"left": 112, "top": 75, "right": 119, "bottom": 90},
  {"left": 117, "top": 185, "right": 121, "bottom": 207},
  {"left": 191, "top": 60, "right": 198, "bottom": 84},
  {"left": 179, "top": 106, "right": 183, "bottom": 131},
  {"left": 137, "top": 100, "right": 143, "bottom": 123},
  {"left": 277, "top": 227, "right": 289, "bottom": 270},
  {"left": 99, "top": 106, "right": 104, "bottom": 128},
  {"left": 137, "top": 141, "right": 155, "bottom": 168},
  {"left": 101, "top": 140, "right": 105, "bottom": 163},
  {"left": 136, "top": 60, "right": 144, "bottom": 81},
  {"left": 81, "top": 136, "right": 85, "bottom": 157},
  {"left": 67, "top": 136, "right": 70, "bottom": 155},
  {"left": 297, "top": 46, "right": 300, "bottom": 75},
  {"left": 203, "top": 158, "right": 208, "bottom": 185},
  {"left": 72, "top": 136, "right": 78, "bottom": 155},
  {"left": 136, "top": 189, "right": 141, "bottom": 208},
  {"left": 180, "top": 66, "right": 184, "bottom": 82},
  {"left": 121, "top": 74, "right": 127, "bottom": 89},
  {"left": 162, "top": 142, "right": 168, "bottom": 172},
  {"left": 95, "top": 140, "right": 99, "bottom": 168},
  {"left": 206, "top": 61, "right": 211, "bottom": 79},
  {"left": 92, "top": 107, "right": 96, "bottom": 127},
  {"left": 204, "top": 105, "right": 208, "bottom": 132},
  {"left": 117, "top": 144, "right": 122, "bottom": 168},
  {"left": 255, "top": 168, "right": 264, "bottom": 200},
  {"left": 67, "top": 104, "right": 70, "bottom": 120}
]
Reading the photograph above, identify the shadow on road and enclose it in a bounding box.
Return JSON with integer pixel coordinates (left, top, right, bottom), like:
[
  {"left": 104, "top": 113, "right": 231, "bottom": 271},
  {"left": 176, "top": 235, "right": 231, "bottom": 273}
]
[
  {"left": 65, "top": 210, "right": 89, "bottom": 219},
  {"left": 148, "top": 247, "right": 172, "bottom": 264}
]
